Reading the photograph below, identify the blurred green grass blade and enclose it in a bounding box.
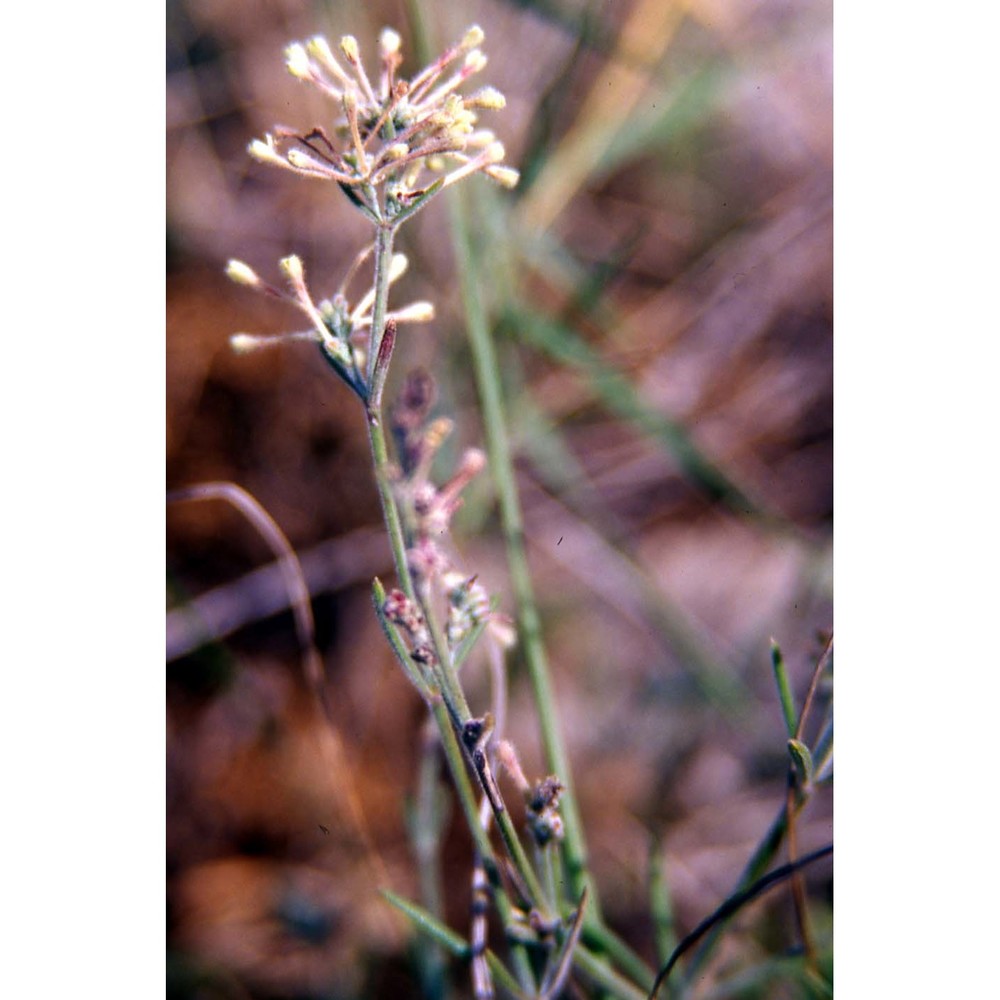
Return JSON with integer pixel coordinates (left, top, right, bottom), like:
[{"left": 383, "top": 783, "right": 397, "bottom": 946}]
[
  {"left": 811, "top": 715, "right": 833, "bottom": 784},
  {"left": 597, "top": 65, "right": 724, "bottom": 177},
  {"left": 649, "top": 839, "right": 678, "bottom": 968},
  {"left": 698, "top": 952, "right": 833, "bottom": 1000},
  {"left": 496, "top": 0, "right": 616, "bottom": 53},
  {"left": 653, "top": 845, "right": 832, "bottom": 998},
  {"left": 770, "top": 640, "right": 798, "bottom": 737},
  {"left": 501, "top": 305, "right": 763, "bottom": 516},
  {"left": 381, "top": 890, "right": 525, "bottom": 998},
  {"left": 448, "top": 182, "right": 597, "bottom": 917},
  {"left": 407, "top": 730, "right": 452, "bottom": 999},
  {"left": 460, "top": 194, "right": 747, "bottom": 713},
  {"left": 383, "top": 889, "right": 468, "bottom": 956},
  {"left": 519, "top": 471, "right": 747, "bottom": 711},
  {"left": 572, "top": 943, "right": 652, "bottom": 1000},
  {"left": 512, "top": 8, "right": 615, "bottom": 195}
]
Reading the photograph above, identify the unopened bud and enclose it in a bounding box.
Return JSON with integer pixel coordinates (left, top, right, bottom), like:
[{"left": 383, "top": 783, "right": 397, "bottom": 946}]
[
  {"left": 340, "top": 35, "right": 360, "bottom": 64},
  {"left": 248, "top": 136, "right": 287, "bottom": 167},
  {"left": 279, "top": 255, "right": 305, "bottom": 284},
  {"left": 230, "top": 333, "right": 265, "bottom": 353},
  {"left": 486, "top": 165, "right": 520, "bottom": 189},
  {"left": 389, "top": 300, "right": 435, "bottom": 324},
  {"left": 307, "top": 36, "right": 336, "bottom": 65},
  {"left": 461, "top": 26, "right": 485, "bottom": 51},
  {"left": 285, "top": 43, "right": 311, "bottom": 79},
  {"left": 388, "top": 253, "right": 409, "bottom": 282},
  {"left": 467, "top": 86, "right": 506, "bottom": 110},
  {"left": 230, "top": 330, "right": 317, "bottom": 354},
  {"left": 225, "top": 259, "right": 261, "bottom": 288},
  {"left": 464, "top": 50, "right": 488, "bottom": 74},
  {"left": 379, "top": 28, "right": 401, "bottom": 56},
  {"left": 460, "top": 447, "right": 487, "bottom": 477}
]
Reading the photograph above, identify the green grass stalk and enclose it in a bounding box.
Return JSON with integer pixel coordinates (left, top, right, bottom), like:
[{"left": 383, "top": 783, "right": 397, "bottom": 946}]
[
  {"left": 447, "top": 183, "right": 595, "bottom": 914},
  {"left": 382, "top": 890, "right": 526, "bottom": 998}
]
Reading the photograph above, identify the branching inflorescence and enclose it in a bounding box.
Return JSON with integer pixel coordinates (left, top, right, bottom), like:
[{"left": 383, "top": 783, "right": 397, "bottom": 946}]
[{"left": 225, "top": 25, "right": 613, "bottom": 999}]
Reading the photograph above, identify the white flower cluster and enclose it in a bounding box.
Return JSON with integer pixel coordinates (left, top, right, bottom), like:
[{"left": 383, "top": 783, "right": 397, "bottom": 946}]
[
  {"left": 225, "top": 249, "right": 432, "bottom": 395},
  {"left": 249, "top": 25, "right": 519, "bottom": 223}
]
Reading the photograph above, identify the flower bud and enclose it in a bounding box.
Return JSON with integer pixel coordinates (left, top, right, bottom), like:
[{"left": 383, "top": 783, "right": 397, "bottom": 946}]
[
  {"left": 464, "top": 50, "right": 488, "bottom": 74},
  {"left": 229, "top": 333, "right": 264, "bottom": 353},
  {"left": 285, "top": 43, "right": 311, "bottom": 79},
  {"left": 467, "top": 86, "right": 506, "bottom": 110},
  {"left": 248, "top": 136, "right": 287, "bottom": 168},
  {"left": 307, "top": 35, "right": 336, "bottom": 64},
  {"left": 225, "top": 259, "right": 261, "bottom": 288},
  {"left": 379, "top": 28, "right": 401, "bottom": 56},
  {"left": 388, "top": 253, "right": 409, "bottom": 282},
  {"left": 486, "top": 165, "right": 521, "bottom": 189},
  {"left": 279, "top": 254, "right": 305, "bottom": 283},
  {"left": 340, "top": 35, "right": 360, "bottom": 64},
  {"left": 461, "top": 26, "right": 485, "bottom": 51},
  {"left": 389, "top": 301, "right": 435, "bottom": 324}
]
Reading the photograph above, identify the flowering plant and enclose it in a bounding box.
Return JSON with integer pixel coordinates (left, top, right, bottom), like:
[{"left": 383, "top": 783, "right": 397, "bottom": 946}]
[{"left": 224, "top": 25, "right": 624, "bottom": 999}]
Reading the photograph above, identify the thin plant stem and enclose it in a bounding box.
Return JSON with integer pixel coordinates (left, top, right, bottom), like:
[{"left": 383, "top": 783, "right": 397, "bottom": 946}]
[
  {"left": 367, "top": 222, "right": 395, "bottom": 387},
  {"left": 785, "top": 634, "right": 834, "bottom": 973},
  {"left": 431, "top": 698, "right": 536, "bottom": 992},
  {"left": 382, "top": 890, "right": 526, "bottom": 999},
  {"left": 413, "top": 722, "right": 449, "bottom": 997},
  {"left": 649, "top": 845, "right": 833, "bottom": 1000},
  {"left": 367, "top": 414, "right": 416, "bottom": 597},
  {"left": 572, "top": 944, "right": 652, "bottom": 1000},
  {"left": 363, "top": 228, "right": 551, "bottom": 958},
  {"left": 580, "top": 922, "right": 656, "bottom": 991},
  {"left": 649, "top": 839, "right": 677, "bottom": 971},
  {"left": 683, "top": 640, "right": 832, "bottom": 989},
  {"left": 447, "top": 182, "right": 595, "bottom": 914}
]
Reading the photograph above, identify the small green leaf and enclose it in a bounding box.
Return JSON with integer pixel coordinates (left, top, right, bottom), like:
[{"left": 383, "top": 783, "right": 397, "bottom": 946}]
[
  {"left": 771, "top": 640, "right": 798, "bottom": 738},
  {"left": 787, "top": 738, "right": 814, "bottom": 789}
]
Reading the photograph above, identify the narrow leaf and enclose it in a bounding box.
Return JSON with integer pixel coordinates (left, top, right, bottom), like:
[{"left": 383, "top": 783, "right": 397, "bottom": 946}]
[{"left": 770, "top": 639, "right": 798, "bottom": 738}]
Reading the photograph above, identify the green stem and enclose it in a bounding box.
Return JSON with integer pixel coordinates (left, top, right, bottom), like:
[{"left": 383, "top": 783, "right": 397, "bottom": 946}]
[
  {"left": 413, "top": 723, "right": 449, "bottom": 997},
  {"left": 382, "top": 890, "right": 527, "bottom": 998},
  {"left": 448, "top": 184, "right": 595, "bottom": 912},
  {"left": 581, "top": 921, "right": 656, "bottom": 991},
  {"left": 649, "top": 840, "right": 678, "bottom": 970},
  {"left": 367, "top": 222, "right": 395, "bottom": 387},
  {"left": 572, "top": 944, "right": 651, "bottom": 1000},
  {"left": 367, "top": 415, "right": 416, "bottom": 598},
  {"left": 432, "top": 699, "right": 536, "bottom": 992}
]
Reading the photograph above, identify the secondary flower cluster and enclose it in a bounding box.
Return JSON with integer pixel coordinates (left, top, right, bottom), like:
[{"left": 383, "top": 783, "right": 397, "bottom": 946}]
[
  {"left": 249, "top": 25, "right": 519, "bottom": 223},
  {"left": 225, "top": 248, "right": 432, "bottom": 398}
]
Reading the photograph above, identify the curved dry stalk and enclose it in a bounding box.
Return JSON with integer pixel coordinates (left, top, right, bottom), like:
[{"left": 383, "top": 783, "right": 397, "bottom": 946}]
[{"left": 166, "top": 482, "right": 391, "bottom": 898}]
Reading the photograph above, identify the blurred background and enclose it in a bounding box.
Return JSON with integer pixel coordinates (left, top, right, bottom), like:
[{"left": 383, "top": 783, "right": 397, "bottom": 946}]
[{"left": 166, "top": 0, "right": 832, "bottom": 996}]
